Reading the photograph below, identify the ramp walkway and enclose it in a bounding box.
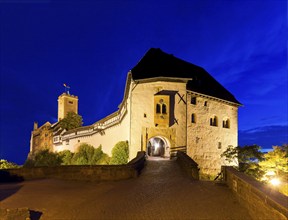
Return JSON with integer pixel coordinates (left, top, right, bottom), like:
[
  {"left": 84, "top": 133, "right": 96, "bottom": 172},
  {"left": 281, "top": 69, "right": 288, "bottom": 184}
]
[{"left": 0, "top": 159, "right": 251, "bottom": 219}]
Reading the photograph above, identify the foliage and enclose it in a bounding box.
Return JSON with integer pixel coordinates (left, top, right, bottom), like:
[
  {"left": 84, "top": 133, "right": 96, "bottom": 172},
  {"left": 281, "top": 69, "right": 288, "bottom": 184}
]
[
  {"left": 97, "top": 153, "right": 110, "bottom": 165},
  {"left": 71, "top": 143, "right": 105, "bottom": 165},
  {"left": 59, "top": 112, "right": 83, "bottom": 131},
  {"left": 221, "top": 145, "right": 264, "bottom": 180},
  {"left": 24, "top": 149, "right": 62, "bottom": 167},
  {"left": 259, "top": 145, "right": 288, "bottom": 174},
  {"left": 110, "top": 141, "right": 129, "bottom": 165},
  {"left": 220, "top": 145, "right": 238, "bottom": 164},
  {"left": 58, "top": 150, "right": 74, "bottom": 165},
  {"left": 0, "top": 159, "right": 19, "bottom": 169}
]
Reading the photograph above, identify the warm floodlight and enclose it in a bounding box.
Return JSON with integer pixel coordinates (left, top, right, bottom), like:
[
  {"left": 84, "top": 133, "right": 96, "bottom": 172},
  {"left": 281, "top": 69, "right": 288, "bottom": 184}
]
[
  {"left": 270, "top": 178, "right": 280, "bottom": 186},
  {"left": 154, "top": 142, "right": 159, "bottom": 150}
]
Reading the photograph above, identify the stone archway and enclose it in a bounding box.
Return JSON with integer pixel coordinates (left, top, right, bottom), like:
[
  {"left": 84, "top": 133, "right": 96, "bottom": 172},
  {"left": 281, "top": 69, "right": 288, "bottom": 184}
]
[{"left": 147, "top": 136, "right": 170, "bottom": 158}]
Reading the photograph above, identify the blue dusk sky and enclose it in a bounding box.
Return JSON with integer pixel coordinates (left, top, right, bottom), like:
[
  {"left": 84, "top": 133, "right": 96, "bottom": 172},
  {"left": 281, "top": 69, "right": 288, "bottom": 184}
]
[{"left": 0, "top": 0, "right": 287, "bottom": 165}]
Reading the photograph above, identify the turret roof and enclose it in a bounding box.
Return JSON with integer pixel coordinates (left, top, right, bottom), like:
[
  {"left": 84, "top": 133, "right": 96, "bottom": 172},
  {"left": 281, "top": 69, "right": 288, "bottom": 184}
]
[{"left": 131, "top": 48, "right": 241, "bottom": 105}]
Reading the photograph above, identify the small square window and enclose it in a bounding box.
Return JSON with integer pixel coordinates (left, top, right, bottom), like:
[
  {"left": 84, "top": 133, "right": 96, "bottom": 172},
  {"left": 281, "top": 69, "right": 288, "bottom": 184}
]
[
  {"left": 68, "top": 101, "right": 73, "bottom": 104},
  {"left": 191, "top": 97, "right": 197, "bottom": 105},
  {"left": 144, "top": 113, "right": 147, "bottom": 118}
]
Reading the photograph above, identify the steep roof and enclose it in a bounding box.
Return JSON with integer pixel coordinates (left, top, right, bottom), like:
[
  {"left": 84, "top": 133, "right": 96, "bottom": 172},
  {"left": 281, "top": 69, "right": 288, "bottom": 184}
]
[{"left": 131, "top": 48, "right": 241, "bottom": 105}]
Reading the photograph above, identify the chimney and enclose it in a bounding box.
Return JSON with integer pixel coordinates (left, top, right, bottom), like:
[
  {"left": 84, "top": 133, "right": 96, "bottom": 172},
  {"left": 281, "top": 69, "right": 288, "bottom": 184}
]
[{"left": 33, "top": 122, "right": 38, "bottom": 130}]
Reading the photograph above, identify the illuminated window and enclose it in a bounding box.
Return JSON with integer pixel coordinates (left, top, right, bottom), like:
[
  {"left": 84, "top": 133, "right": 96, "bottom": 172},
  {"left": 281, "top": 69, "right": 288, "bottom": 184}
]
[
  {"left": 191, "top": 97, "right": 197, "bottom": 105},
  {"left": 162, "top": 104, "right": 167, "bottom": 114},
  {"left": 156, "top": 104, "right": 161, "bottom": 114},
  {"left": 191, "top": 113, "right": 196, "bottom": 123}
]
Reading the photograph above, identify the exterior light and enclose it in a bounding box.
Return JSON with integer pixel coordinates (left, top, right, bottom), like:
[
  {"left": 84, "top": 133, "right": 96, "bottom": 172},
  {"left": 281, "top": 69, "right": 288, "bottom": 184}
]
[
  {"left": 270, "top": 178, "right": 280, "bottom": 186},
  {"left": 154, "top": 142, "right": 159, "bottom": 150}
]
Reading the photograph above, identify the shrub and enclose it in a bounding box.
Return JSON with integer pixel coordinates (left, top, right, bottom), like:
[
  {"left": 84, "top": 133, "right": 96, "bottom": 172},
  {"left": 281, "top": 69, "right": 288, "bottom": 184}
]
[
  {"left": 0, "top": 159, "right": 19, "bottom": 169},
  {"left": 72, "top": 143, "right": 105, "bottom": 165},
  {"left": 97, "top": 153, "right": 110, "bottom": 165},
  {"left": 24, "top": 149, "right": 62, "bottom": 167},
  {"left": 110, "top": 141, "right": 129, "bottom": 165},
  {"left": 58, "top": 150, "right": 74, "bottom": 165}
]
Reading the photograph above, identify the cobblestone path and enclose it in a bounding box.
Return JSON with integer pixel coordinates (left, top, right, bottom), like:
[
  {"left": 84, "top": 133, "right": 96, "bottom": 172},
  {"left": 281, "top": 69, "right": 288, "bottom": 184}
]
[{"left": 0, "top": 159, "right": 251, "bottom": 219}]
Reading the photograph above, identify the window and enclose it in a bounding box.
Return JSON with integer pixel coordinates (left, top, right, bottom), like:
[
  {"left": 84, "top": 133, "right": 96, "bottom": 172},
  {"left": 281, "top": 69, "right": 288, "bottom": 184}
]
[
  {"left": 223, "top": 119, "right": 230, "bottom": 128},
  {"left": 191, "top": 113, "right": 196, "bottom": 123},
  {"left": 218, "top": 142, "right": 222, "bottom": 149},
  {"left": 191, "top": 97, "right": 197, "bottom": 105},
  {"left": 204, "top": 101, "right": 208, "bottom": 106},
  {"left": 68, "top": 101, "right": 73, "bottom": 104},
  {"left": 210, "top": 116, "right": 218, "bottom": 126},
  {"left": 156, "top": 104, "right": 161, "bottom": 114},
  {"left": 162, "top": 104, "right": 167, "bottom": 114},
  {"left": 144, "top": 113, "right": 147, "bottom": 118}
]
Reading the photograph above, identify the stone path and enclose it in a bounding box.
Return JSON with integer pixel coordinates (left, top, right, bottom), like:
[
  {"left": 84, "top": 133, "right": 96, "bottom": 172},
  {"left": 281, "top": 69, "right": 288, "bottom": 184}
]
[{"left": 0, "top": 159, "right": 251, "bottom": 219}]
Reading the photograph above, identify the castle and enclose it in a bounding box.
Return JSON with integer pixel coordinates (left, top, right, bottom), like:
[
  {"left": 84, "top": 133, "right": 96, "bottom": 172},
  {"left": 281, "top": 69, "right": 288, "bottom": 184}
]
[{"left": 30, "top": 48, "right": 241, "bottom": 175}]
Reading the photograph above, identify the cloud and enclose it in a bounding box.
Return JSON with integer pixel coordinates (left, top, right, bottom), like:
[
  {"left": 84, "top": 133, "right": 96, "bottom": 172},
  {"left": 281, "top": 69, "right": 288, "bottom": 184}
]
[{"left": 239, "top": 125, "right": 288, "bottom": 150}]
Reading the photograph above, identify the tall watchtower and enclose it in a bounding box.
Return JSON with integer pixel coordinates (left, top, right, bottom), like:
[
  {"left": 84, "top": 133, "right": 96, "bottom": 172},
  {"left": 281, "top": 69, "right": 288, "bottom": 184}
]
[{"left": 58, "top": 93, "right": 78, "bottom": 121}]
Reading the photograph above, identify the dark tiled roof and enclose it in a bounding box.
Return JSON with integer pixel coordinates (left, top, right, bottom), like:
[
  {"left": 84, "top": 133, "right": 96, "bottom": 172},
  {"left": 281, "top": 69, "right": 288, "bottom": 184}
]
[{"left": 131, "top": 48, "right": 241, "bottom": 105}]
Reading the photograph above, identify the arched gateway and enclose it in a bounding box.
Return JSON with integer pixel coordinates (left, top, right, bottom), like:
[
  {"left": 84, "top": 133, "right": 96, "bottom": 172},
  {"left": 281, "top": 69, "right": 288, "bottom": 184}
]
[{"left": 147, "top": 136, "right": 170, "bottom": 158}]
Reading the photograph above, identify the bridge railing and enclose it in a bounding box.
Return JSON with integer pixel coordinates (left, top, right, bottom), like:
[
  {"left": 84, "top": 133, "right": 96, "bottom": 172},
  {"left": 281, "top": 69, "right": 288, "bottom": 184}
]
[
  {"left": 176, "top": 151, "right": 199, "bottom": 180},
  {"left": 222, "top": 166, "right": 288, "bottom": 220}
]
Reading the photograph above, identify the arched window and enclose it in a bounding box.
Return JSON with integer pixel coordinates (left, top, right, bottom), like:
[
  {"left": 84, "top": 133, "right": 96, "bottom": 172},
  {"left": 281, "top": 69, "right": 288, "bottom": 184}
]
[
  {"left": 191, "top": 113, "right": 196, "bottom": 123},
  {"left": 162, "top": 104, "right": 167, "bottom": 114},
  {"left": 156, "top": 104, "right": 161, "bottom": 114},
  {"left": 210, "top": 116, "right": 218, "bottom": 126},
  {"left": 213, "top": 116, "right": 218, "bottom": 126},
  {"left": 223, "top": 119, "right": 230, "bottom": 128}
]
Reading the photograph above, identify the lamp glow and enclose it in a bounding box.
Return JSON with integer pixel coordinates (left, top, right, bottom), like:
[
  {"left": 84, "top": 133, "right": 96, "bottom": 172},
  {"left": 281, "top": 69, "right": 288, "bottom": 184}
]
[{"left": 270, "top": 178, "right": 280, "bottom": 186}]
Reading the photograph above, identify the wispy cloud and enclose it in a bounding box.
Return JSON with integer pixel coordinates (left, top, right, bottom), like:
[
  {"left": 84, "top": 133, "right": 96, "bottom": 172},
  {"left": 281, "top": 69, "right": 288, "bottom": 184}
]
[{"left": 239, "top": 125, "right": 288, "bottom": 149}]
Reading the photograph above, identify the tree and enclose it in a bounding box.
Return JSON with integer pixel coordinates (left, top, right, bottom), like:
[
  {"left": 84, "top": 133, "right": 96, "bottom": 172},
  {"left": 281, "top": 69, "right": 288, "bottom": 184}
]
[
  {"left": 259, "top": 145, "right": 288, "bottom": 175},
  {"left": 59, "top": 112, "right": 83, "bottom": 131},
  {"left": 0, "top": 159, "right": 19, "bottom": 169},
  {"left": 221, "top": 145, "right": 264, "bottom": 179},
  {"left": 110, "top": 141, "right": 129, "bottom": 165}
]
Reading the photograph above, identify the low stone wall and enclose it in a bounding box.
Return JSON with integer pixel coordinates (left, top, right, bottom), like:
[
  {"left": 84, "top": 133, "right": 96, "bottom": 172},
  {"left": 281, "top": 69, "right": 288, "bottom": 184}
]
[
  {"left": 176, "top": 151, "right": 199, "bottom": 180},
  {"left": 0, "top": 151, "right": 146, "bottom": 182},
  {"left": 223, "top": 166, "right": 288, "bottom": 220}
]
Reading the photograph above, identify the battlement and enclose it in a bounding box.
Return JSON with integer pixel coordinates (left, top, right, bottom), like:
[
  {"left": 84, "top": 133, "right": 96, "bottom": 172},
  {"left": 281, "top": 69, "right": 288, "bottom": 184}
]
[{"left": 58, "top": 92, "right": 78, "bottom": 99}]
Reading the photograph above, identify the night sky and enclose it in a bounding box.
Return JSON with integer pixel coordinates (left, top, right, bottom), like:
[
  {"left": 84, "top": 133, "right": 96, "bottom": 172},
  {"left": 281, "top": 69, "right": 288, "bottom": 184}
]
[{"left": 0, "top": 0, "right": 287, "bottom": 165}]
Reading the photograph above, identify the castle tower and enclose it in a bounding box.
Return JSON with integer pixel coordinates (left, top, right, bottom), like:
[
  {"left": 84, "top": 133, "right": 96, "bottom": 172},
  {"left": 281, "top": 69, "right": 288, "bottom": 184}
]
[{"left": 58, "top": 93, "right": 78, "bottom": 121}]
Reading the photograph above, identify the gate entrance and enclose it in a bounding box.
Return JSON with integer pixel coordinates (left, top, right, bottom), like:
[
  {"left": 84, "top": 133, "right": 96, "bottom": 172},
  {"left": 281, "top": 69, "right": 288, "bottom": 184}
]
[{"left": 147, "top": 137, "right": 169, "bottom": 157}]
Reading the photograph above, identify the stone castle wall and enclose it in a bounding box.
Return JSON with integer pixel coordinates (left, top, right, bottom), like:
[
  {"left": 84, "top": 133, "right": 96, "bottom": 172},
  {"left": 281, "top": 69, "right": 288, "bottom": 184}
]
[
  {"left": 54, "top": 100, "right": 131, "bottom": 158},
  {"left": 187, "top": 93, "right": 238, "bottom": 176},
  {"left": 129, "top": 80, "right": 188, "bottom": 158}
]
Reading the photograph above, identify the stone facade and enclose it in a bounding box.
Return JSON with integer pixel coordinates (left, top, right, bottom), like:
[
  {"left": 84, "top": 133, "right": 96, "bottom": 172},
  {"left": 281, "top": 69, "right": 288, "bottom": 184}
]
[
  {"left": 58, "top": 93, "right": 78, "bottom": 121},
  {"left": 29, "top": 122, "right": 53, "bottom": 157},
  {"left": 29, "top": 48, "right": 241, "bottom": 176}
]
